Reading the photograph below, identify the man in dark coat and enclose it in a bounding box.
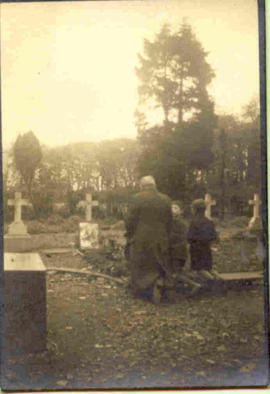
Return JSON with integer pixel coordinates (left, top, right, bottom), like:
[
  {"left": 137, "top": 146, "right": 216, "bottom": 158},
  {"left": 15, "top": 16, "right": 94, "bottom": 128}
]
[{"left": 125, "top": 175, "right": 172, "bottom": 304}]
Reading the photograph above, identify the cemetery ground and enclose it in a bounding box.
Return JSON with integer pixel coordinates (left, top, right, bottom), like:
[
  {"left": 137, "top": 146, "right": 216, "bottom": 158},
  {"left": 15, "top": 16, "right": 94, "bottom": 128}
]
[{"left": 2, "top": 215, "right": 268, "bottom": 390}]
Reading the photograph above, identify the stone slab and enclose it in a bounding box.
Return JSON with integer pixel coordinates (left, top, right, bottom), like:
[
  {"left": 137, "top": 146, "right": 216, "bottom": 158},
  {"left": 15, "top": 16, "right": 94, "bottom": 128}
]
[
  {"left": 4, "top": 235, "right": 32, "bottom": 253},
  {"left": 219, "top": 271, "right": 263, "bottom": 281},
  {"left": 7, "top": 220, "right": 29, "bottom": 236},
  {"left": 79, "top": 222, "right": 99, "bottom": 250},
  {"left": 41, "top": 248, "right": 74, "bottom": 254},
  {"left": 4, "top": 253, "right": 47, "bottom": 353}
]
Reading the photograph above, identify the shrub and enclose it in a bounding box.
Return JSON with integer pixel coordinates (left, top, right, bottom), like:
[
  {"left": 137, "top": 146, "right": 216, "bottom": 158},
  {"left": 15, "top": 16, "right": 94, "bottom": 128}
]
[
  {"left": 228, "top": 216, "right": 249, "bottom": 228},
  {"left": 27, "top": 220, "right": 47, "bottom": 234},
  {"left": 62, "top": 215, "right": 82, "bottom": 233},
  {"left": 47, "top": 214, "right": 65, "bottom": 225},
  {"left": 83, "top": 243, "right": 129, "bottom": 279}
]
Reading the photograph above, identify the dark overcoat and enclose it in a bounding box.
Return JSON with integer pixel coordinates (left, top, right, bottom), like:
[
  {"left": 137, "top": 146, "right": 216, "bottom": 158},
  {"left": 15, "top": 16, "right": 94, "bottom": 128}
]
[
  {"left": 125, "top": 188, "right": 172, "bottom": 293},
  {"left": 170, "top": 216, "right": 188, "bottom": 271},
  {"left": 187, "top": 215, "right": 217, "bottom": 271}
]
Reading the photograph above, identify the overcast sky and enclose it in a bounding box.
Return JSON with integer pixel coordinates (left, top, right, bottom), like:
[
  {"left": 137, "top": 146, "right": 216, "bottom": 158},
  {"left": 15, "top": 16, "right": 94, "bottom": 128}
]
[{"left": 1, "top": 0, "right": 259, "bottom": 148}]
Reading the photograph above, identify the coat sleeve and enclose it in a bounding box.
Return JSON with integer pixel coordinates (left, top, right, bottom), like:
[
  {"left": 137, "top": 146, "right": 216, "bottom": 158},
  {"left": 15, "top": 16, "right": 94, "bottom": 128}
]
[
  {"left": 187, "top": 222, "right": 194, "bottom": 243},
  {"left": 208, "top": 221, "right": 217, "bottom": 242}
]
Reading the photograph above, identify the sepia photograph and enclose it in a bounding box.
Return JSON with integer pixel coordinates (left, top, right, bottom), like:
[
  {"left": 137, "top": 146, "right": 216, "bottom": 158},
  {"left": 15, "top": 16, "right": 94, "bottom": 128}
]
[{"left": 1, "top": 0, "right": 268, "bottom": 390}]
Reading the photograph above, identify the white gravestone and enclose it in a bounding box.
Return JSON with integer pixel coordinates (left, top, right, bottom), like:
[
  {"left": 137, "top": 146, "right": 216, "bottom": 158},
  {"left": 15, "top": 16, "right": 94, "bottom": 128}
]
[
  {"left": 4, "top": 253, "right": 47, "bottom": 353},
  {"left": 204, "top": 193, "right": 216, "bottom": 220},
  {"left": 7, "top": 192, "right": 32, "bottom": 236},
  {"left": 79, "top": 194, "right": 99, "bottom": 250}
]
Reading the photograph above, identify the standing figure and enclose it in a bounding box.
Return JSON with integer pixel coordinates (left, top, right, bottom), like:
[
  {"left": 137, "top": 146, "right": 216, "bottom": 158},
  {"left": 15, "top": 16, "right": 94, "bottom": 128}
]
[
  {"left": 125, "top": 176, "right": 172, "bottom": 304},
  {"left": 170, "top": 201, "right": 201, "bottom": 295},
  {"left": 187, "top": 199, "right": 220, "bottom": 281}
]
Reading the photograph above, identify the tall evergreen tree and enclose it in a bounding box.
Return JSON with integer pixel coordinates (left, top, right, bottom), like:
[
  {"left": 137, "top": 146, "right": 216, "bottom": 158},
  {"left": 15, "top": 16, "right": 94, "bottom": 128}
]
[
  {"left": 135, "top": 22, "right": 216, "bottom": 200},
  {"left": 13, "top": 131, "right": 42, "bottom": 200},
  {"left": 136, "top": 22, "right": 215, "bottom": 128}
]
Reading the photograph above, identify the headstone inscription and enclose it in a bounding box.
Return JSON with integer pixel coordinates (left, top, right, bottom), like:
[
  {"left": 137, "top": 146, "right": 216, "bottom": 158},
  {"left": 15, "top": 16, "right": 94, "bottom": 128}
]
[
  {"left": 79, "top": 193, "right": 99, "bottom": 250},
  {"left": 4, "top": 192, "right": 32, "bottom": 252},
  {"left": 4, "top": 253, "right": 47, "bottom": 353},
  {"left": 204, "top": 193, "right": 216, "bottom": 220}
]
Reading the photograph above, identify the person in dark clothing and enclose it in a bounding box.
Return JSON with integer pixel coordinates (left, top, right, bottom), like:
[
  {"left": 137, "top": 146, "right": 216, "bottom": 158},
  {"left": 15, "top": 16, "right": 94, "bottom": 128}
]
[
  {"left": 125, "top": 175, "right": 173, "bottom": 304},
  {"left": 170, "top": 201, "right": 201, "bottom": 294},
  {"left": 187, "top": 199, "right": 221, "bottom": 281}
]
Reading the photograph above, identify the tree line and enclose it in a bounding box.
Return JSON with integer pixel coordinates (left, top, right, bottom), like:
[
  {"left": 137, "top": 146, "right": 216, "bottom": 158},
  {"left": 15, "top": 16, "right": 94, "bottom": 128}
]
[{"left": 3, "top": 22, "right": 261, "bottom": 221}]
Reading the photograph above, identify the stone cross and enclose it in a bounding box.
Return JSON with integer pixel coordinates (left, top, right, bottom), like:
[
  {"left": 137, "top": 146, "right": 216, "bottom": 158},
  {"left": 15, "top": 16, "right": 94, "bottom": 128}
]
[
  {"left": 79, "top": 193, "right": 99, "bottom": 222},
  {"left": 204, "top": 193, "right": 216, "bottom": 220},
  {"left": 249, "top": 193, "right": 261, "bottom": 221},
  {"left": 8, "top": 192, "right": 31, "bottom": 223}
]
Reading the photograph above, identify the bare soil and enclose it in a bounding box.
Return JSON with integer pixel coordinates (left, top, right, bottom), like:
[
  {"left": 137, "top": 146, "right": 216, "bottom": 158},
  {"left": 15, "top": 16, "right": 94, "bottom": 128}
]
[{"left": 2, "top": 226, "right": 268, "bottom": 390}]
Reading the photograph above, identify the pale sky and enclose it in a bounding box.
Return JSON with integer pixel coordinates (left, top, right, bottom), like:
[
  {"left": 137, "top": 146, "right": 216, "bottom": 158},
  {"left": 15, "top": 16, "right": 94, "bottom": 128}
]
[{"left": 1, "top": 0, "right": 259, "bottom": 148}]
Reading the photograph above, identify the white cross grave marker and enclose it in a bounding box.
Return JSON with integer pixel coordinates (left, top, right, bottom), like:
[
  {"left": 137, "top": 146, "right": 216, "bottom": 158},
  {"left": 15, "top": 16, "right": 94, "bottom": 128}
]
[
  {"left": 8, "top": 192, "right": 31, "bottom": 223},
  {"left": 7, "top": 192, "right": 32, "bottom": 236},
  {"left": 78, "top": 194, "right": 99, "bottom": 250},
  {"left": 204, "top": 193, "right": 216, "bottom": 220},
  {"left": 79, "top": 193, "right": 99, "bottom": 222},
  {"left": 248, "top": 193, "right": 261, "bottom": 229},
  {"left": 249, "top": 193, "right": 261, "bottom": 221}
]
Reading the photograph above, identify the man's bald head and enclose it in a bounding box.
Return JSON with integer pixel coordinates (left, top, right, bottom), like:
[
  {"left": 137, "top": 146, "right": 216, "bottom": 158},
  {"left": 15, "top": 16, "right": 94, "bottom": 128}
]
[{"left": 139, "top": 175, "right": 156, "bottom": 190}]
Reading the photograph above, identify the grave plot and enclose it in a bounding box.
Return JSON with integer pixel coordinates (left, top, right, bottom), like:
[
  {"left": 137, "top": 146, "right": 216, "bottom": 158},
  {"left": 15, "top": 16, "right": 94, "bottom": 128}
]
[
  {"left": 2, "top": 270, "right": 267, "bottom": 390},
  {"left": 2, "top": 191, "right": 267, "bottom": 390}
]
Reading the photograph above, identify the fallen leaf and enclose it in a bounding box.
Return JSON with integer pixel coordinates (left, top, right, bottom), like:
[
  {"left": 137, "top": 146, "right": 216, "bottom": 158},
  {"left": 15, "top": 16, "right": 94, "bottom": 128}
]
[
  {"left": 193, "top": 333, "right": 204, "bottom": 341},
  {"left": 206, "top": 359, "right": 215, "bottom": 364},
  {"left": 57, "top": 380, "right": 68, "bottom": 386},
  {"left": 79, "top": 296, "right": 86, "bottom": 300},
  {"left": 233, "top": 359, "right": 242, "bottom": 365},
  {"left": 196, "top": 371, "right": 206, "bottom": 377},
  {"left": 134, "top": 310, "right": 147, "bottom": 315},
  {"left": 95, "top": 344, "right": 104, "bottom": 348},
  {"left": 240, "top": 362, "right": 256, "bottom": 373},
  {"left": 217, "top": 345, "right": 226, "bottom": 352}
]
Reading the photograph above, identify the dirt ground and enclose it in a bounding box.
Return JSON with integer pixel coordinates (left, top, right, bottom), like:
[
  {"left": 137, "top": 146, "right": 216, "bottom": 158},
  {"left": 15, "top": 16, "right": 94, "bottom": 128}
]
[{"left": 2, "top": 226, "right": 268, "bottom": 390}]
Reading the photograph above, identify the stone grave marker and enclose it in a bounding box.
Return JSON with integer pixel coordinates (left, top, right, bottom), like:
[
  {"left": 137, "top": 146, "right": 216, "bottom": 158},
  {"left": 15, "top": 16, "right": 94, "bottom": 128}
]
[
  {"left": 248, "top": 193, "right": 264, "bottom": 262},
  {"left": 4, "top": 253, "right": 47, "bottom": 353},
  {"left": 204, "top": 193, "right": 216, "bottom": 220},
  {"left": 4, "top": 192, "right": 32, "bottom": 252},
  {"left": 248, "top": 193, "right": 261, "bottom": 230},
  {"left": 79, "top": 193, "right": 99, "bottom": 250}
]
